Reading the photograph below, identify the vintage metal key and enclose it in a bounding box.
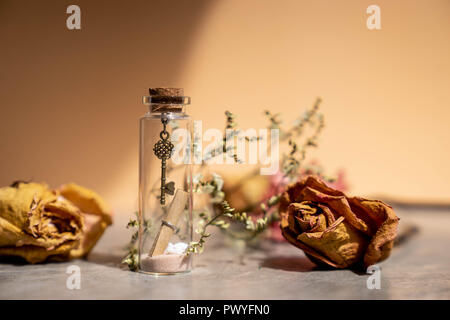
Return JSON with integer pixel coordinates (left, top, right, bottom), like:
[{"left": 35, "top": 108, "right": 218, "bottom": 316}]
[{"left": 153, "top": 116, "right": 175, "bottom": 205}]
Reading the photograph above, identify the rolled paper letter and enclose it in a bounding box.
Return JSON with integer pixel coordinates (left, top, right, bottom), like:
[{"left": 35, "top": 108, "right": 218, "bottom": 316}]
[{"left": 150, "top": 189, "right": 189, "bottom": 257}]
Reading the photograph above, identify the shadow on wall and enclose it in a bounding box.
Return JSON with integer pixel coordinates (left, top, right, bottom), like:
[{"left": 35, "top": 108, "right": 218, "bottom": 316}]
[{"left": 0, "top": 0, "right": 213, "bottom": 209}]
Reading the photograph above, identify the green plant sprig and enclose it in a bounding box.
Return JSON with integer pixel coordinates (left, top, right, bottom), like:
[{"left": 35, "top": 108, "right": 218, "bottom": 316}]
[
  {"left": 187, "top": 200, "right": 269, "bottom": 254},
  {"left": 282, "top": 98, "right": 324, "bottom": 180},
  {"left": 122, "top": 212, "right": 151, "bottom": 271}
]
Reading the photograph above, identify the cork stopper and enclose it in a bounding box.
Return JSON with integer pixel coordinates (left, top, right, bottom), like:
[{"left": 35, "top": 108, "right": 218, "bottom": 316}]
[
  {"left": 149, "top": 88, "right": 183, "bottom": 97},
  {"left": 144, "top": 87, "right": 189, "bottom": 113}
]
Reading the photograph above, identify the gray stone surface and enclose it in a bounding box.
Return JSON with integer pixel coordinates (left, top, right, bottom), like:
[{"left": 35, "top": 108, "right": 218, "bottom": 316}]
[{"left": 0, "top": 208, "right": 449, "bottom": 299}]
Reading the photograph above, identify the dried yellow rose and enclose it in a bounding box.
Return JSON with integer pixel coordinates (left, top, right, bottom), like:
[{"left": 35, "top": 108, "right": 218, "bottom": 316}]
[
  {"left": 0, "top": 182, "right": 112, "bottom": 263},
  {"left": 0, "top": 182, "right": 83, "bottom": 263}
]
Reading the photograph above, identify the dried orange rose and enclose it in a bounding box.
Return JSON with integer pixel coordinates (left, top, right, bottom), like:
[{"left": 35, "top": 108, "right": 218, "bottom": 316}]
[{"left": 279, "top": 176, "right": 399, "bottom": 269}]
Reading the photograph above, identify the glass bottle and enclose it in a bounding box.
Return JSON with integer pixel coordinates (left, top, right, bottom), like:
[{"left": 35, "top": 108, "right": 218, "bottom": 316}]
[{"left": 138, "top": 88, "right": 193, "bottom": 275}]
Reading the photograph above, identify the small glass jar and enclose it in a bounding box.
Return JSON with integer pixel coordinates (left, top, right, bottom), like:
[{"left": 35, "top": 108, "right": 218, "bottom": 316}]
[{"left": 138, "top": 88, "right": 193, "bottom": 275}]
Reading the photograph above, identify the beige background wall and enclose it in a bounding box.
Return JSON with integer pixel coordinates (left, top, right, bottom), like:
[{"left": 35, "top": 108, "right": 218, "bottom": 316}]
[{"left": 1, "top": 0, "right": 449, "bottom": 213}]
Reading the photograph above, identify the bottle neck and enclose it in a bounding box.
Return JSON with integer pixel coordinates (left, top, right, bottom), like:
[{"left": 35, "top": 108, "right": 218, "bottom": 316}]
[
  {"left": 146, "top": 107, "right": 189, "bottom": 120},
  {"left": 148, "top": 104, "right": 186, "bottom": 114}
]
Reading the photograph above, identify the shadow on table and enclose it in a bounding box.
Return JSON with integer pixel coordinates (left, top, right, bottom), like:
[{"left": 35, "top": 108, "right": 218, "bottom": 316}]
[
  {"left": 0, "top": 244, "right": 126, "bottom": 269},
  {"left": 87, "top": 251, "right": 125, "bottom": 269},
  {"left": 260, "top": 255, "right": 369, "bottom": 275},
  {"left": 260, "top": 255, "right": 317, "bottom": 272},
  {"left": 0, "top": 253, "right": 123, "bottom": 269},
  {"left": 0, "top": 255, "right": 30, "bottom": 265}
]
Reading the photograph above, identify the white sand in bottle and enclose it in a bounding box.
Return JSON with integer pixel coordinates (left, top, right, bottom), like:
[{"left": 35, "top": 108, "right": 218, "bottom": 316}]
[{"left": 141, "top": 242, "right": 190, "bottom": 274}]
